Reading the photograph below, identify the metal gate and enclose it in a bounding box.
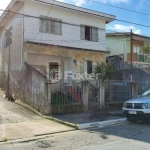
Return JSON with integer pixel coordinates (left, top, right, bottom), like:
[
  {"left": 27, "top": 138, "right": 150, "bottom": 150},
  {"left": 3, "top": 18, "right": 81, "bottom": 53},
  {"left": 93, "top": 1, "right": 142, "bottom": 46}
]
[
  {"left": 51, "top": 81, "right": 82, "bottom": 105},
  {"left": 88, "top": 81, "right": 100, "bottom": 112}
]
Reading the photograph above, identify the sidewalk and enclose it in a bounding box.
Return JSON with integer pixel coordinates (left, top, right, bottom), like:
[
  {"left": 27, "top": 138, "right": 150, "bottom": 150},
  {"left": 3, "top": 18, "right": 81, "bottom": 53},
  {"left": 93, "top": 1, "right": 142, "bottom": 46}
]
[
  {"left": 53, "top": 110, "right": 125, "bottom": 124},
  {"left": 52, "top": 110, "right": 126, "bottom": 129},
  {"left": 0, "top": 90, "right": 74, "bottom": 142}
]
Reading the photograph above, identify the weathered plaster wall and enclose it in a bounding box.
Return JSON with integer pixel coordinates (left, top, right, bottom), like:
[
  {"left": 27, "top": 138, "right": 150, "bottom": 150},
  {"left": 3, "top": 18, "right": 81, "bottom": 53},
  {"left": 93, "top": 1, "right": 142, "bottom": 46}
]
[
  {"left": 22, "top": 63, "right": 49, "bottom": 114},
  {"left": 25, "top": 43, "right": 106, "bottom": 74},
  {"left": 0, "top": 7, "right": 23, "bottom": 96}
]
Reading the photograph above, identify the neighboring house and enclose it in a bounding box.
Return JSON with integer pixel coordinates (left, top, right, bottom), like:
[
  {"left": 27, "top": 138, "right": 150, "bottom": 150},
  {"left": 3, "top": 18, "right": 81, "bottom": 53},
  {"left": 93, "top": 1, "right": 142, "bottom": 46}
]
[
  {"left": 106, "top": 33, "right": 150, "bottom": 95},
  {"left": 0, "top": 0, "right": 115, "bottom": 89},
  {"left": 106, "top": 32, "right": 150, "bottom": 63}
]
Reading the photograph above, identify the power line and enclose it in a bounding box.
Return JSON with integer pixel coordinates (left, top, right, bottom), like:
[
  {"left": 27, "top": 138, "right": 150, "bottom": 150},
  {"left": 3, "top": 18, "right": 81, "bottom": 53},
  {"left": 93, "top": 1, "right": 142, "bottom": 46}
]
[
  {"left": 1, "top": 1, "right": 150, "bottom": 52},
  {"left": 88, "top": 0, "right": 150, "bottom": 16},
  {"left": 1, "top": 3, "right": 150, "bottom": 30},
  {"left": 1, "top": 30, "right": 146, "bottom": 51},
  {"left": 0, "top": 16, "right": 149, "bottom": 38},
  {"left": 2, "top": 26, "right": 150, "bottom": 44},
  {"left": 1, "top": 27, "right": 130, "bottom": 42},
  {"left": 1, "top": 17, "right": 150, "bottom": 37},
  {"left": 1, "top": 35, "right": 128, "bottom": 47},
  {"left": 4, "top": 26, "right": 149, "bottom": 44},
  {"left": 33, "top": 0, "right": 150, "bottom": 28},
  {"left": 1, "top": 21, "right": 150, "bottom": 42},
  {"left": 33, "top": 0, "right": 55, "bottom": 62},
  {"left": 0, "top": 11, "right": 113, "bottom": 31},
  {"left": 0, "top": 16, "right": 23, "bottom": 20},
  {"left": 32, "top": 1, "right": 54, "bottom": 42}
]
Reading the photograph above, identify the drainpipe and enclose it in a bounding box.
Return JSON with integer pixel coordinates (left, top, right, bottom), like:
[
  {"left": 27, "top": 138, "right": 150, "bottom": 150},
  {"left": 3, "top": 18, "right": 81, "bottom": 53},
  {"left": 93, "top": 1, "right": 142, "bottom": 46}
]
[
  {"left": 21, "top": 2, "right": 25, "bottom": 68},
  {"left": 6, "top": 33, "right": 11, "bottom": 99},
  {"left": 130, "top": 30, "right": 133, "bottom": 99},
  {"left": 21, "top": 2, "right": 25, "bottom": 98}
]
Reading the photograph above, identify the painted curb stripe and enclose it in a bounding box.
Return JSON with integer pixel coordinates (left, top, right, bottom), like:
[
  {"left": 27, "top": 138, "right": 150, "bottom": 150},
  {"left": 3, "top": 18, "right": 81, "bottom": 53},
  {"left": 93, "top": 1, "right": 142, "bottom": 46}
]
[{"left": 77, "top": 118, "right": 127, "bottom": 129}]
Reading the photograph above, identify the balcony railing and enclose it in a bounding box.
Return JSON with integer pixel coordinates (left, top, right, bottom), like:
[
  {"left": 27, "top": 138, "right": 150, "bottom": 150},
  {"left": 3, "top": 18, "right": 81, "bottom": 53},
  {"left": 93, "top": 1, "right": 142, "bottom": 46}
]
[{"left": 138, "top": 53, "right": 150, "bottom": 63}]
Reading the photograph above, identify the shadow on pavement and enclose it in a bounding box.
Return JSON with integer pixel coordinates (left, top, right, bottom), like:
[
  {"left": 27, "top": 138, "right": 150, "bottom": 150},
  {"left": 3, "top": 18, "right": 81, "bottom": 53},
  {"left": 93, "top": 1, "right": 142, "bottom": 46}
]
[
  {"left": 52, "top": 110, "right": 125, "bottom": 124},
  {"left": 88, "top": 121, "right": 150, "bottom": 143}
]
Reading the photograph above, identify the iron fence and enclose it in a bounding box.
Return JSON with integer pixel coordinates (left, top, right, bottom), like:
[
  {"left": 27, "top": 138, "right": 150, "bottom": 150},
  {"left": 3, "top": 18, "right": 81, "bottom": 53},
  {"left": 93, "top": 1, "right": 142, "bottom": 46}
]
[
  {"left": 105, "top": 80, "right": 131, "bottom": 103},
  {"left": 51, "top": 80, "right": 82, "bottom": 105},
  {"left": 138, "top": 53, "right": 150, "bottom": 63}
]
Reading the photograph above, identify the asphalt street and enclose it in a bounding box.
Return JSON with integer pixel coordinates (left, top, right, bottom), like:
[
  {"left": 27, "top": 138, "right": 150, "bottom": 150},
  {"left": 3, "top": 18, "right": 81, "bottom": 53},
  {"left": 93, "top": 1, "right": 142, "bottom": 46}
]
[{"left": 1, "top": 122, "right": 150, "bottom": 150}]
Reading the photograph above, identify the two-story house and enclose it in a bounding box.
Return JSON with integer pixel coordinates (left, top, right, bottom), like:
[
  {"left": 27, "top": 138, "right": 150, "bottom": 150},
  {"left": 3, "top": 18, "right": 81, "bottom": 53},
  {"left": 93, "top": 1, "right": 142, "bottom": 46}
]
[{"left": 0, "top": 0, "right": 115, "bottom": 99}]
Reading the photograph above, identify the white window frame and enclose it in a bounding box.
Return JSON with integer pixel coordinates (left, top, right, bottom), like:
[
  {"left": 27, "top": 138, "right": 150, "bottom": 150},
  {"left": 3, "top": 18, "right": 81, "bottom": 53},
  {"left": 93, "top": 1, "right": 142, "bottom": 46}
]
[
  {"left": 133, "top": 46, "right": 142, "bottom": 54},
  {"left": 80, "top": 25, "right": 98, "bottom": 42},
  {"left": 40, "top": 16, "right": 62, "bottom": 35}
]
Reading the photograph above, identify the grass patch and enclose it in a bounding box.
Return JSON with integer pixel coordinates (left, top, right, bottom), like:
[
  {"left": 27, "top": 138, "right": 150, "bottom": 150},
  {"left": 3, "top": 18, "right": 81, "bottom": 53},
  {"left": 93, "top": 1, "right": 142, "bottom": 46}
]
[{"left": 2, "top": 138, "right": 8, "bottom": 142}]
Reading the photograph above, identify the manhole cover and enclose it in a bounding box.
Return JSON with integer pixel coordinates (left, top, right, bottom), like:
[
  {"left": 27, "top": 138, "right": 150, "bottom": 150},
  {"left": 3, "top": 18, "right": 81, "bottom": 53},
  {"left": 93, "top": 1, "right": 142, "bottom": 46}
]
[{"left": 35, "top": 141, "right": 52, "bottom": 148}]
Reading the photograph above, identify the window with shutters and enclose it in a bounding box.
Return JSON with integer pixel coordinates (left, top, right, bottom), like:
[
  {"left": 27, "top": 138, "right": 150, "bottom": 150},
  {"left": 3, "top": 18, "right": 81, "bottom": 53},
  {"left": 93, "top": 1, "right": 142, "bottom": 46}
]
[
  {"left": 80, "top": 25, "right": 98, "bottom": 42},
  {"left": 40, "top": 16, "right": 62, "bottom": 35},
  {"left": 5, "top": 28, "right": 12, "bottom": 48}
]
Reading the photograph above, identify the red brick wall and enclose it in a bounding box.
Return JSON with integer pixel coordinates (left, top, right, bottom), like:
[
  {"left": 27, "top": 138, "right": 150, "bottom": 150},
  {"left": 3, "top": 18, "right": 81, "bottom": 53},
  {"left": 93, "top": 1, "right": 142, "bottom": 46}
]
[{"left": 127, "top": 53, "right": 137, "bottom": 62}]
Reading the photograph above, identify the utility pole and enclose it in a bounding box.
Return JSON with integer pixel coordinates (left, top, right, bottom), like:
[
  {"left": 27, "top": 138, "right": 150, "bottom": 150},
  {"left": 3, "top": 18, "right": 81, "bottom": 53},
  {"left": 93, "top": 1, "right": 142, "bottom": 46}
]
[
  {"left": 6, "top": 32, "right": 11, "bottom": 99},
  {"left": 130, "top": 30, "right": 133, "bottom": 82},
  {"left": 130, "top": 30, "right": 133, "bottom": 98}
]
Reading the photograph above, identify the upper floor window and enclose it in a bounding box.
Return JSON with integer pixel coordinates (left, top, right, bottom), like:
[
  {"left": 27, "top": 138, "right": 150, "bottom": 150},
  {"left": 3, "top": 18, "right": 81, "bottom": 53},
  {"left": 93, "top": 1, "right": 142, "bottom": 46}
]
[
  {"left": 80, "top": 25, "right": 98, "bottom": 42},
  {"left": 133, "top": 46, "right": 142, "bottom": 53},
  {"left": 5, "top": 28, "right": 12, "bottom": 48},
  {"left": 40, "top": 16, "right": 62, "bottom": 35}
]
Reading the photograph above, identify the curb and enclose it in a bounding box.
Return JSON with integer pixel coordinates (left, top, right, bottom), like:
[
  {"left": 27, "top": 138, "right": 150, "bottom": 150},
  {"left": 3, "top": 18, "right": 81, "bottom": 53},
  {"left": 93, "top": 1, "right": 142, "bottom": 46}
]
[
  {"left": 15, "top": 100, "right": 77, "bottom": 129},
  {"left": 77, "top": 118, "right": 127, "bottom": 129},
  {"left": 0, "top": 129, "right": 76, "bottom": 145},
  {"left": 15, "top": 100, "right": 43, "bottom": 117},
  {"left": 0, "top": 118, "right": 127, "bottom": 145},
  {"left": 44, "top": 116, "right": 78, "bottom": 129}
]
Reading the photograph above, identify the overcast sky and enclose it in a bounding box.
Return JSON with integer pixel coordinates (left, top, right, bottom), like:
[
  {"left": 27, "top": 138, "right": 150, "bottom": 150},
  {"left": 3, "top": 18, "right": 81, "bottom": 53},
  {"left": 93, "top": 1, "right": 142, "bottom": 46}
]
[{"left": 0, "top": 0, "right": 150, "bottom": 36}]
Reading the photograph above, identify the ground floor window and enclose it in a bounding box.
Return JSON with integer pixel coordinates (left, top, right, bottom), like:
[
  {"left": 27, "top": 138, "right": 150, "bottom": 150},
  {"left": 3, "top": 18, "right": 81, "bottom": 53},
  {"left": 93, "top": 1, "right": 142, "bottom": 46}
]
[
  {"left": 87, "top": 61, "right": 93, "bottom": 74},
  {"left": 49, "top": 62, "right": 59, "bottom": 80}
]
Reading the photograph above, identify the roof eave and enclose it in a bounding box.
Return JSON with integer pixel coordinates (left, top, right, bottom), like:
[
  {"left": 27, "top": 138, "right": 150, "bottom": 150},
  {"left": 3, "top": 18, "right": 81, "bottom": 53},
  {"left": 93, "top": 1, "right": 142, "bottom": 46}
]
[
  {"left": 33, "top": 0, "right": 116, "bottom": 22},
  {"left": 0, "top": 0, "right": 23, "bottom": 27},
  {"left": 26, "top": 41, "right": 109, "bottom": 54},
  {"left": 106, "top": 32, "right": 150, "bottom": 41},
  {"left": 106, "top": 18, "right": 116, "bottom": 24}
]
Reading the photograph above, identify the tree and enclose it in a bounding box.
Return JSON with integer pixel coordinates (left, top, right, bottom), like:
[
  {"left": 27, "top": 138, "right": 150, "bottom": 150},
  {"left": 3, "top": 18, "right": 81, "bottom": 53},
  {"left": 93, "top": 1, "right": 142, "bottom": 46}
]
[
  {"left": 145, "top": 46, "right": 150, "bottom": 54},
  {"left": 145, "top": 44, "right": 150, "bottom": 54},
  {"left": 94, "top": 63, "right": 114, "bottom": 82}
]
